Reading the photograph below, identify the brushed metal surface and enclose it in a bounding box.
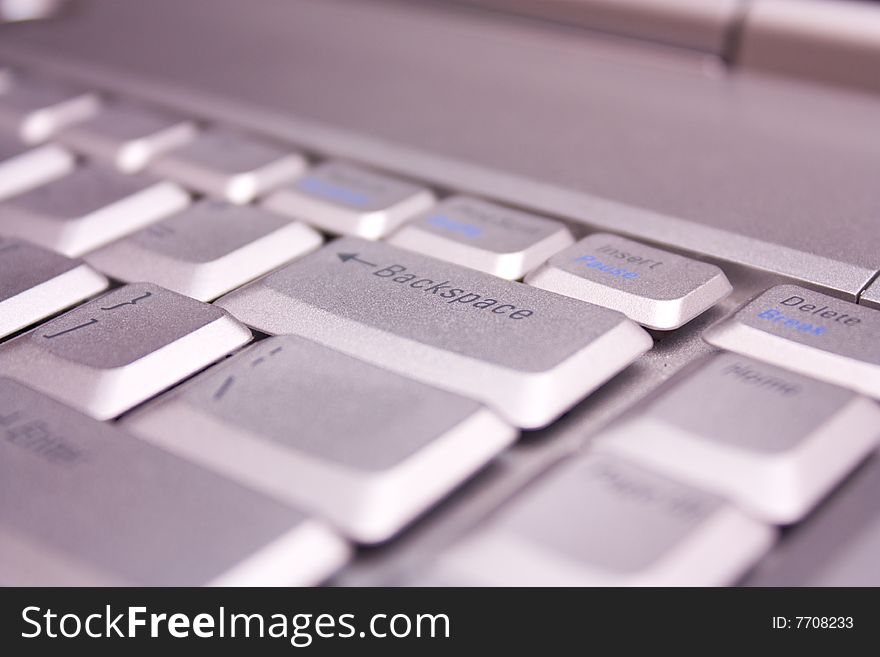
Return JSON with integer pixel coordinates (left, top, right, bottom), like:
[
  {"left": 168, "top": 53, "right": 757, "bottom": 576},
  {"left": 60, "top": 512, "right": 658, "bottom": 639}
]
[
  {"left": 0, "top": 0, "right": 877, "bottom": 586},
  {"left": 0, "top": 0, "right": 878, "bottom": 297}
]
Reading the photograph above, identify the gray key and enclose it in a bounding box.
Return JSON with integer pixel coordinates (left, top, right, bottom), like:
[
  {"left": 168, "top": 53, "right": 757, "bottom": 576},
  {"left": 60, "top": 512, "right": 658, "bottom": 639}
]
[
  {"left": 58, "top": 101, "right": 198, "bottom": 173},
  {"left": 388, "top": 195, "right": 573, "bottom": 279},
  {"left": 526, "top": 233, "right": 732, "bottom": 330},
  {"left": 262, "top": 161, "right": 435, "bottom": 239},
  {"left": 704, "top": 284, "right": 880, "bottom": 399},
  {"left": 0, "top": 75, "right": 101, "bottom": 144},
  {"left": 862, "top": 278, "right": 880, "bottom": 311},
  {"left": 87, "top": 200, "right": 323, "bottom": 301},
  {"left": 744, "top": 450, "right": 880, "bottom": 587},
  {"left": 151, "top": 128, "right": 306, "bottom": 204},
  {"left": 0, "top": 134, "right": 75, "bottom": 200},
  {"left": 0, "top": 238, "right": 108, "bottom": 339},
  {"left": 427, "top": 455, "right": 774, "bottom": 586},
  {"left": 0, "top": 283, "right": 251, "bottom": 419},
  {"left": 597, "top": 353, "right": 880, "bottom": 523},
  {"left": 125, "top": 335, "right": 516, "bottom": 543},
  {"left": 0, "top": 378, "right": 348, "bottom": 586},
  {"left": 216, "top": 237, "right": 651, "bottom": 428},
  {"left": 0, "top": 165, "right": 190, "bottom": 257}
]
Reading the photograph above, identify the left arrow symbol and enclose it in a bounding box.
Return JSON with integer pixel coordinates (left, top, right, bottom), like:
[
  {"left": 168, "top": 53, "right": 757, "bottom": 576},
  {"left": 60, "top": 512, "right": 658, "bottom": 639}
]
[{"left": 337, "top": 253, "right": 377, "bottom": 266}]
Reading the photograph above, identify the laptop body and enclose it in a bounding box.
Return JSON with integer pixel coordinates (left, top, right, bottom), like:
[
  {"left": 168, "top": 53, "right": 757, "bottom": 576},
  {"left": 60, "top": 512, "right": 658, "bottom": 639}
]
[{"left": 0, "top": 0, "right": 879, "bottom": 586}]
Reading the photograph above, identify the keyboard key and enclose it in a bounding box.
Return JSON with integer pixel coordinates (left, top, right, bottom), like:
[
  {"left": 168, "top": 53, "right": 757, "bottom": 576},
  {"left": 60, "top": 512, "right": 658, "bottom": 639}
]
[
  {"left": 262, "top": 161, "right": 435, "bottom": 239},
  {"left": 427, "top": 455, "right": 774, "bottom": 586},
  {"left": 596, "top": 353, "right": 880, "bottom": 524},
  {"left": 125, "top": 335, "right": 516, "bottom": 543},
  {"left": 862, "top": 278, "right": 880, "bottom": 311},
  {"left": 0, "top": 378, "right": 349, "bottom": 586},
  {"left": 526, "top": 233, "right": 732, "bottom": 330},
  {"left": 0, "top": 75, "right": 101, "bottom": 144},
  {"left": 0, "top": 135, "right": 75, "bottom": 200},
  {"left": 388, "top": 195, "right": 573, "bottom": 279},
  {"left": 0, "top": 283, "right": 251, "bottom": 419},
  {"left": 86, "top": 200, "right": 323, "bottom": 301},
  {"left": 0, "top": 166, "right": 190, "bottom": 257},
  {"left": 217, "top": 238, "right": 651, "bottom": 428},
  {"left": 58, "top": 101, "right": 198, "bottom": 173},
  {"left": 0, "top": 239, "right": 108, "bottom": 339},
  {"left": 704, "top": 284, "right": 880, "bottom": 399},
  {"left": 151, "top": 128, "right": 306, "bottom": 204},
  {"left": 743, "top": 450, "right": 880, "bottom": 586}
]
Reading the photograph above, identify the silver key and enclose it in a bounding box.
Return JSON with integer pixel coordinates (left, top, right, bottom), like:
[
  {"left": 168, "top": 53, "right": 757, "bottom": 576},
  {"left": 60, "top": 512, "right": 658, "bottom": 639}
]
[
  {"left": 744, "top": 450, "right": 880, "bottom": 586},
  {"left": 0, "top": 283, "right": 251, "bottom": 419},
  {"left": 862, "top": 278, "right": 880, "bottom": 311},
  {"left": 0, "top": 238, "right": 108, "bottom": 339},
  {"left": 704, "top": 284, "right": 880, "bottom": 399},
  {"left": 262, "top": 161, "right": 435, "bottom": 239},
  {"left": 0, "top": 134, "right": 75, "bottom": 200},
  {"left": 58, "top": 101, "right": 198, "bottom": 173},
  {"left": 388, "top": 195, "right": 573, "bottom": 280},
  {"left": 0, "top": 166, "right": 190, "bottom": 257},
  {"left": 0, "top": 378, "right": 349, "bottom": 586},
  {"left": 597, "top": 353, "right": 880, "bottom": 524},
  {"left": 151, "top": 128, "right": 306, "bottom": 204},
  {"left": 217, "top": 237, "right": 651, "bottom": 428},
  {"left": 86, "top": 200, "right": 323, "bottom": 301},
  {"left": 0, "top": 75, "right": 101, "bottom": 144},
  {"left": 427, "top": 455, "right": 774, "bottom": 586},
  {"left": 526, "top": 233, "right": 732, "bottom": 330},
  {"left": 125, "top": 335, "right": 516, "bottom": 543}
]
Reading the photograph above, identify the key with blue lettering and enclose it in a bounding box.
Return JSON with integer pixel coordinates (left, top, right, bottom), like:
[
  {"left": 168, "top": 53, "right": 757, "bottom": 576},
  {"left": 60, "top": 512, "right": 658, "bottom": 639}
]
[
  {"left": 704, "top": 284, "right": 880, "bottom": 399},
  {"left": 262, "top": 161, "right": 435, "bottom": 239},
  {"left": 389, "top": 196, "right": 573, "bottom": 279},
  {"left": 526, "top": 233, "right": 732, "bottom": 330}
]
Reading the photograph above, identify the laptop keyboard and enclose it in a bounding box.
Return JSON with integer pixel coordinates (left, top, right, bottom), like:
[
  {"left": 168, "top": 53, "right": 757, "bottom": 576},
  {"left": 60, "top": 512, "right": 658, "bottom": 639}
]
[{"left": 1, "top": 64, "right": 878, "bottom": 586}]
